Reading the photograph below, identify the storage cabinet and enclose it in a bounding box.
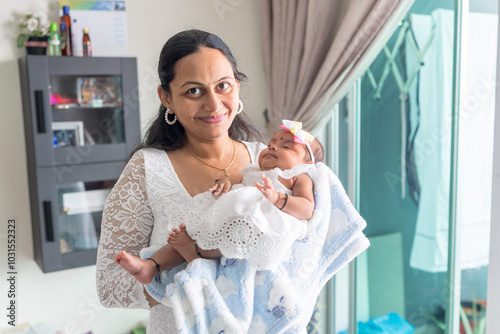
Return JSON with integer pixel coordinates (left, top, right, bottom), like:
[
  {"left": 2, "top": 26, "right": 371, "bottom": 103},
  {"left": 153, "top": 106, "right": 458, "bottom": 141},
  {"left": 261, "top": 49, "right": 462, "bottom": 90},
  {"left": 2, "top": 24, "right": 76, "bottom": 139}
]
[{"left": 19, "top": 55, "right": 141, "bottom": 272}]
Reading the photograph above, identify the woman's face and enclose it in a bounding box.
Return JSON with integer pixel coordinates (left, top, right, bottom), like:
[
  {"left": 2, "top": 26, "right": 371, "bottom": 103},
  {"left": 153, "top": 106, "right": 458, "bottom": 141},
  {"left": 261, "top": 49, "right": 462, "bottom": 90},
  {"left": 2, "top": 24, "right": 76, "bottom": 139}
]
[
  {"left": 258, "top": 130, "right": 311, "bottom": 171},
  {"left": 159, "top": 47, "right": 240, "bottom": 143}
]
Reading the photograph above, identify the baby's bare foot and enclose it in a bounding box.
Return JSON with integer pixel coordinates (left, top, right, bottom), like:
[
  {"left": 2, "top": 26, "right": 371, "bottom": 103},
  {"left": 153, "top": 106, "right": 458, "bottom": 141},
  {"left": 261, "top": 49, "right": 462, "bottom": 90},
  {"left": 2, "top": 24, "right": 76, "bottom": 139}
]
[
  {"left": 168, "top": 223, "right": 199, "bottom": 262},
  {"left": 115, "top": 250, "right": 157, "bottom": 285}
]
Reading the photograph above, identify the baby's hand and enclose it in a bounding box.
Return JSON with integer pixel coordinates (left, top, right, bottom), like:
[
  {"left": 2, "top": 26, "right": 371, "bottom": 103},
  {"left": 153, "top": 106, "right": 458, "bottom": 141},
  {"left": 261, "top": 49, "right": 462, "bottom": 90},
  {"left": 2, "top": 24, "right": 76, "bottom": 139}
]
[
  {"left": 255, "top": 173, "right": 279, "bottom": 204},
  {"left": 208, "top": 178, "right": 232, "bottom": 197}
]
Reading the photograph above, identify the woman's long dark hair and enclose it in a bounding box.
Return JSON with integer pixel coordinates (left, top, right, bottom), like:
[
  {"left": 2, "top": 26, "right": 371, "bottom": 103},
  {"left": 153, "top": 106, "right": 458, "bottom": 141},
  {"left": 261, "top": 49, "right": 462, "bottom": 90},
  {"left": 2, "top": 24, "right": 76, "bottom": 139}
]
[{"left": 131, "top": 29, "right": 262, "bottom": 159}]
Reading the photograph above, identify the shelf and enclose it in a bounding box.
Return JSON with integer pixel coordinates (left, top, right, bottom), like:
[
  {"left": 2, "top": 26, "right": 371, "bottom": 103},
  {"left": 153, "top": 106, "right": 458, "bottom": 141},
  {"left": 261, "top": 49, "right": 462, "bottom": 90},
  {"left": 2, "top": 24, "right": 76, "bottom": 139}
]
[
  {"left": 19, "top": 55, "right": 139, "bottom": 272},
  {"left": 52, "top": 103, "right": 122, "bottom": 110},
  {"left": 62, "top": 188, "right": 111, "bottom": 215}
]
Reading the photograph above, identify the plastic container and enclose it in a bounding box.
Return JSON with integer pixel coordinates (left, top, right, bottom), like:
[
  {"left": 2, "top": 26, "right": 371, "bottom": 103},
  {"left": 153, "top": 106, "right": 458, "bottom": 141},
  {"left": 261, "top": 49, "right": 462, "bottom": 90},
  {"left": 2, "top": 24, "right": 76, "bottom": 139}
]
[{"left": 48, "top": 23, "right": 61, "bottom": 56}]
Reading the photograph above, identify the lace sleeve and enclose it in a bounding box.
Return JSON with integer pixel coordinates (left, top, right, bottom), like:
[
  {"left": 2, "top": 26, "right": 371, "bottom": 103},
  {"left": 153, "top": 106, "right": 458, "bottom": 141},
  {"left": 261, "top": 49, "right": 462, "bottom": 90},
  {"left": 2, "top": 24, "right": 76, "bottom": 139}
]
[{"left": 96, "top": 150, "right": 153, "bottom": 309}]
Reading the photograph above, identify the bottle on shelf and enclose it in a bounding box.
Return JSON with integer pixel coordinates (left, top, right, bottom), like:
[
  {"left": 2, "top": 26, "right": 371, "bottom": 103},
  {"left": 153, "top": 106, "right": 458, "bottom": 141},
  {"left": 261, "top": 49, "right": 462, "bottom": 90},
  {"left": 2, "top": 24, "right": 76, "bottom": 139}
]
[
  {"left": 82, "top": 28, "right": 92, "bottom": 57},
  {"left": 59, "top": 22, "right": 69, "bottom": 56},
  {"left": 48, "top": 23, "right": 61, "bottom": 56},
  {"left": 59, "top": 6, "right": 73, "bottom": 56}
]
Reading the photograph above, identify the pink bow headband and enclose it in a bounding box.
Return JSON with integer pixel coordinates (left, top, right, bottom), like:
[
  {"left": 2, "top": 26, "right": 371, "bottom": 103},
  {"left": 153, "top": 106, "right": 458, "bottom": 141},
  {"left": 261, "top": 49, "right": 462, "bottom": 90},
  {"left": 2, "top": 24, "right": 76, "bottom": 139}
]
[{"left": 279, "top": 119, "right": 316, "bottom": 163}]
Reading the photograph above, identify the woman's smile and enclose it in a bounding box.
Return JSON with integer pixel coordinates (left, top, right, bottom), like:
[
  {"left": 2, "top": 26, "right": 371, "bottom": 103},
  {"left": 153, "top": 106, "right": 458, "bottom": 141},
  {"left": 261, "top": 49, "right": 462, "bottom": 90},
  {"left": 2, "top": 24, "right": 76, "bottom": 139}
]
[{"left": 199, "top": 113, "right": 227, "bottom": 124}]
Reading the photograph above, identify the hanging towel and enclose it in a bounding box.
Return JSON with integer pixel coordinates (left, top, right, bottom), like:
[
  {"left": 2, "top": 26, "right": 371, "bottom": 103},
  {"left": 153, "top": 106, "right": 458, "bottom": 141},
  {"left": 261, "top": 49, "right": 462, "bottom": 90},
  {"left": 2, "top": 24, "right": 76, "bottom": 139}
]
[
  {"left": 407, "top": 9, "right": 495, "bottom": 272},
  {"left": 141, "top": 162, "right": 369, "bottom": 333}
]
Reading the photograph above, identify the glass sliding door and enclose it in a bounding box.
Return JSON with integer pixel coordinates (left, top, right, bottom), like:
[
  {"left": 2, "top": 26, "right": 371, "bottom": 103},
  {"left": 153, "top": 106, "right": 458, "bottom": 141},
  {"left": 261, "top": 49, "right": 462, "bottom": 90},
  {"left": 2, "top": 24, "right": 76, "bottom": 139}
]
[
  {"left": 456, "top": 1, "right": 497, "bottom": 333},
  {"left": 350, "top": 0, "right": 498, "bottom": 333},
  {"left": 310, "top": 1, "right": 498, "bottom": 332},
  {"left": 354, "top": 0, "right": 464, "bottom": 333}
]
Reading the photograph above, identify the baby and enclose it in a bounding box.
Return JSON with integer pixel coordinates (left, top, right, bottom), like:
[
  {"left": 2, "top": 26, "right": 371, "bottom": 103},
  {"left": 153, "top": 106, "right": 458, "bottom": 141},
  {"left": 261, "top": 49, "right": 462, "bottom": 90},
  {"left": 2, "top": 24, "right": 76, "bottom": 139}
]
[{"left": 115, "top": 120, "right": 324, "bottom": 283}]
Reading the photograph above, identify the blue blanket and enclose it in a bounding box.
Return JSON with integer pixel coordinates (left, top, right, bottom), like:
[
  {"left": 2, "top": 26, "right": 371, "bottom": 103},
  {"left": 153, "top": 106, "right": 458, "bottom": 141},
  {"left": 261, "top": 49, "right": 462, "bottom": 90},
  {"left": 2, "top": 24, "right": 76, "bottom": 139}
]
[{"left": 141, "top": 163, "right": 369, "bottom": 333}]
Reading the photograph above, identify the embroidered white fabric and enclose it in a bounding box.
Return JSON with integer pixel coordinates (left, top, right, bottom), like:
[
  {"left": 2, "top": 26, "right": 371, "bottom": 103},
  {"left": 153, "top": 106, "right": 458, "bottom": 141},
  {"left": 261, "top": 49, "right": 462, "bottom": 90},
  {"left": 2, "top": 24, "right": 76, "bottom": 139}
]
[
  {"left": 95, "top": 141, "right": 265, "bottom": 333},
  {"left": 177, "top": 163, "right": 317, "bottom": 270}
]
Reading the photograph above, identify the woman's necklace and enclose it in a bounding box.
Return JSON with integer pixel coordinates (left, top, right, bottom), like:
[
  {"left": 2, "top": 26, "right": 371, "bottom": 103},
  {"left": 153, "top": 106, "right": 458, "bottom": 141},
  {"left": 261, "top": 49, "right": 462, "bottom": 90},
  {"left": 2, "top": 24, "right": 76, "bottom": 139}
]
[{"left": 186, "top": 140, "right": 236, "bottom": 177}]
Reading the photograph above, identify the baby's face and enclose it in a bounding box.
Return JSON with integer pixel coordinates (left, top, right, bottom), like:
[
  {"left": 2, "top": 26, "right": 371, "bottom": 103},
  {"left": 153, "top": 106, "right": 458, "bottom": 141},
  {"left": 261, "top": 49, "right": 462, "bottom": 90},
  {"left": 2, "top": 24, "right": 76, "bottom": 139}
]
[{"left": 258, "top": 130, "right": 311, "bottom": 171}]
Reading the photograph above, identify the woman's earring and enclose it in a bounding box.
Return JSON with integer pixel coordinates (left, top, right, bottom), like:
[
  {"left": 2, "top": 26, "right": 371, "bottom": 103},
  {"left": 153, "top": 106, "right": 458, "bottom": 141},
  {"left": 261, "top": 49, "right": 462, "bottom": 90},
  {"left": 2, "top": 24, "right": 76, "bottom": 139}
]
[
  {"left": 165, "top": 108, "right": 177, "bottom": 125},
  {"left": 237, "top": 100, "right": 244, "bottom": 114}
]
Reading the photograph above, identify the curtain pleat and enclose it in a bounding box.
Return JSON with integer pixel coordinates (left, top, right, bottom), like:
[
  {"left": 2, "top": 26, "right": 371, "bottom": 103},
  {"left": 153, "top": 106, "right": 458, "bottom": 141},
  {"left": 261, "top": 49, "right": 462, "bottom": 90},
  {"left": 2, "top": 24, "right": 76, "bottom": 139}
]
[
  {"left": 259, "top": 0, "right": 415, "bottom": 130},
  {"left": 284, "top": 1, "right": 307, "bottom": 113}
]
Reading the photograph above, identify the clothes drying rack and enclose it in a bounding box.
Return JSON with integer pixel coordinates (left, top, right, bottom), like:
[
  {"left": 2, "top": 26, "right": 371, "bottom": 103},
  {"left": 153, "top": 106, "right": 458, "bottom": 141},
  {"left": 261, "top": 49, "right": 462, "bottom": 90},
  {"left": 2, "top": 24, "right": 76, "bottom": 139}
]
[{"left": 363, "top": 17, "right": 436, "bottom": 199}]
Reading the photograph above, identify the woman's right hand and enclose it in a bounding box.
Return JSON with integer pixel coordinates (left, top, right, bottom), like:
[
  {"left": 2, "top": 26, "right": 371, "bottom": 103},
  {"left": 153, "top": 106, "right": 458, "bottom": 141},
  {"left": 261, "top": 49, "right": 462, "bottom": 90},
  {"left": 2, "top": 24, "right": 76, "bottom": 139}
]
[{"left": 209, "top": 178, "right": 232, "bottom": 196}]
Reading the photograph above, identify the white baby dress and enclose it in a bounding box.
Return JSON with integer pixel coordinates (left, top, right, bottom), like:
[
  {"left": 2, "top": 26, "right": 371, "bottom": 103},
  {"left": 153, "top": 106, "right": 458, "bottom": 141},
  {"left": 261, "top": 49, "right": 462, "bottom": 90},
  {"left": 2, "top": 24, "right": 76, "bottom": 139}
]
[{"left": 170, "top": 163, "right": 317, "bottom": 270}]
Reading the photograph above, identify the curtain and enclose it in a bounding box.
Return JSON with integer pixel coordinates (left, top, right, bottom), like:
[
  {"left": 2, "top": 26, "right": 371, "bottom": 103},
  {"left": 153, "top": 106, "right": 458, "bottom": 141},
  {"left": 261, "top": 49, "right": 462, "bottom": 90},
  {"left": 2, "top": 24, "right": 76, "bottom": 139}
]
[{"left": 259, "top": 0, "right": 415, "bottom": 130}]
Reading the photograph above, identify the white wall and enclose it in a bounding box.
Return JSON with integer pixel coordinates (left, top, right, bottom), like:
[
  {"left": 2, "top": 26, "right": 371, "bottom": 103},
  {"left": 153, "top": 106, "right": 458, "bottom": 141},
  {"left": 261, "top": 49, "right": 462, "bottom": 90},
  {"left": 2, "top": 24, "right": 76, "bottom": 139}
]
[
  {"left": 126, "top": 0, "right": 268, "bottom": 133},
  {"left": 0, "top": 1, "right": 267, "bottom": 333}
]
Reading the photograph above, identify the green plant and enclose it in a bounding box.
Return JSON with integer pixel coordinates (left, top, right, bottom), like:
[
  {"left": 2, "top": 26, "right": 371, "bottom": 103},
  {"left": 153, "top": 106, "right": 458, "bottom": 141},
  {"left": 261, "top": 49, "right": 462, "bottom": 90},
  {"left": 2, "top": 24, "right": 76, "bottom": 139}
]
[
  {"left": 17, "top": 14, "right": 48, "bottom": 47},
  {"left": 459, "top": 300, "right": 486, "bottom": 334},
  {"left": 421, "top": 299, "right": 486, "bottom": 334}
]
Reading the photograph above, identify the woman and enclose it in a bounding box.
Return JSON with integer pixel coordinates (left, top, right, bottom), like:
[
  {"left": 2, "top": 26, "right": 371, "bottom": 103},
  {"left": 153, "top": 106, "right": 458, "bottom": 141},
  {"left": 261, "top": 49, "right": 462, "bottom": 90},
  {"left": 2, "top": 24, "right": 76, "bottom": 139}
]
[{"left": 96, "top": 29, "right": 264, "bottom": 332}]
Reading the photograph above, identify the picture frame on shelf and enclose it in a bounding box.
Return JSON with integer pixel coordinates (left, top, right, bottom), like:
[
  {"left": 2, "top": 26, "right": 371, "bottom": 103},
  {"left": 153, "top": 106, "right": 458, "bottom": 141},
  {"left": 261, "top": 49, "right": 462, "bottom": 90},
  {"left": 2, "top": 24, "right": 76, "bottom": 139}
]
[{"left": 52, "top": 121, "right": 85, "bottom": 148}]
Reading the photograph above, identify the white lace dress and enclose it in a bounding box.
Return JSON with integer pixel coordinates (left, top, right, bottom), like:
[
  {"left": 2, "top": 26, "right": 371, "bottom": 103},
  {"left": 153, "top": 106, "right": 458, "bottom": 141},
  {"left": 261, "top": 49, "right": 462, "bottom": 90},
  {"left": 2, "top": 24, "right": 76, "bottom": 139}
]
[
  {"left": 95, "top": 141, "right": 265, "bottom": 333},
  {"left": 174, "top": 163, "right": 315, "bottom": 270}
]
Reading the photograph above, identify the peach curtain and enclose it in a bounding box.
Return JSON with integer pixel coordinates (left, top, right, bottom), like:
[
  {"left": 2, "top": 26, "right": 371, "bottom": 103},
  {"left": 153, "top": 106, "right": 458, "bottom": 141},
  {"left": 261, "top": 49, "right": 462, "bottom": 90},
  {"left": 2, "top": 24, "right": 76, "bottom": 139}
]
[{"left": 259, "top": 0, "right": 415, "bottom": 129}]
